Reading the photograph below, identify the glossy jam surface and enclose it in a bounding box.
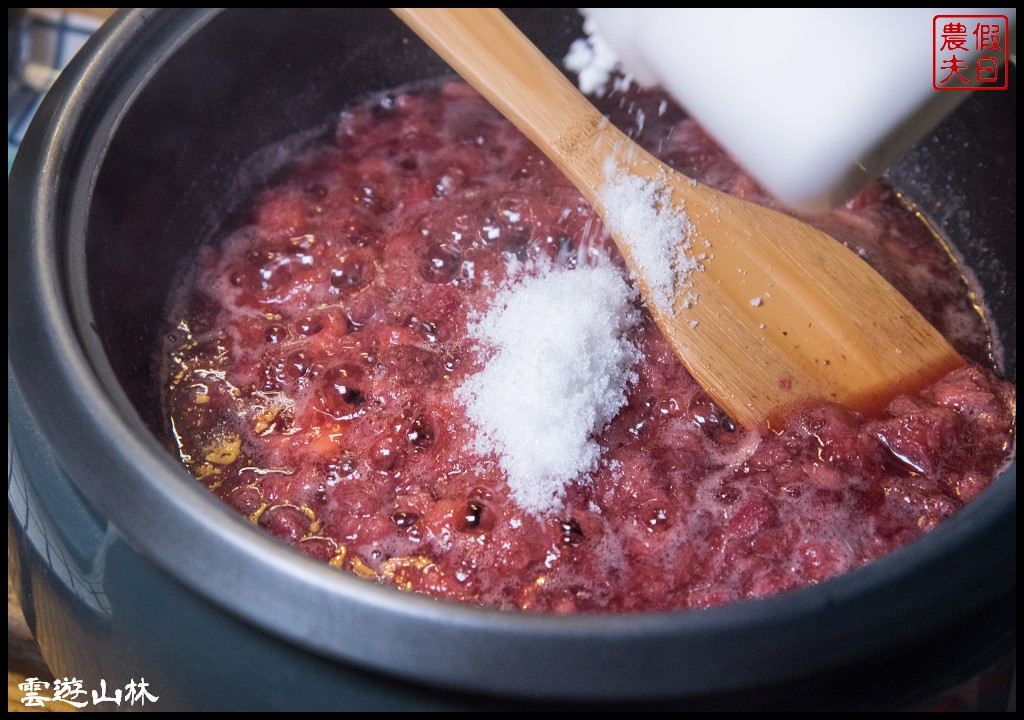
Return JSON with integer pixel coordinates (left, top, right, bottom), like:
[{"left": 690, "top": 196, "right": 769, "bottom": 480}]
[{"left": 163, "top": 82, "right": 1015, "bottom": 612}]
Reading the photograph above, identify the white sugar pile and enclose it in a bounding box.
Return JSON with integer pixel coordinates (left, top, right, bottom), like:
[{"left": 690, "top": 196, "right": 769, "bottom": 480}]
[
  {"left": 456, "top": 263, "right": 640, "bottom": 515},
  {"left": 599, "top": 171, "right": 697, "bottom": 316}
]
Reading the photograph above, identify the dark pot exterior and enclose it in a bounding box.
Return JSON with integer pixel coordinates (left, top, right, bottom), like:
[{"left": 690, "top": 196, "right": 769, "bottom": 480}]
[{"left": 8, "top": 9, "right": 1016, "bottom": 710}]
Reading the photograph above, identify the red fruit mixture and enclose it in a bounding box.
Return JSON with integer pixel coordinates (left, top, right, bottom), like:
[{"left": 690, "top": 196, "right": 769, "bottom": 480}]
[{"left": 163, "top": 81, "right": 1015, "bottom": 612}]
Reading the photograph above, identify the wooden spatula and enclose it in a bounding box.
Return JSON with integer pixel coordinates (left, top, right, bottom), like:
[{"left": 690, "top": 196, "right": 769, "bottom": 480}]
[{"left": 392, "top": 8, "right": 964, "bottom": 428}]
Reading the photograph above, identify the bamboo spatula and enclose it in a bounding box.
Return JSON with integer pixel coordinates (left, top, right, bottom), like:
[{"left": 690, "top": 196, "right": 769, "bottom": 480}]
[{"left": 393, "top": 8, "right": 964, "bottom": 428}]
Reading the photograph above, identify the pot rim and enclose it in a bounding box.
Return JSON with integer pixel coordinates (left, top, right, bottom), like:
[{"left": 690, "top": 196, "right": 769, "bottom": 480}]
[{"left": 7, "top": 8, "right": 1016, "bottom": 701}]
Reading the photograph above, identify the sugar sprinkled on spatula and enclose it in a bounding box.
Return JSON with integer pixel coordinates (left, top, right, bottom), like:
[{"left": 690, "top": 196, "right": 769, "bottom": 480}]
[{"left": 599, "top": 170, "right": 698, "bottom": 316}]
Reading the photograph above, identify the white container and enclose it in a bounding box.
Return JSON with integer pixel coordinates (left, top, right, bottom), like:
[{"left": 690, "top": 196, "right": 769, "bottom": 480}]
[{"left": 583, "top": 8, "right": 1016, "bottom": 212}]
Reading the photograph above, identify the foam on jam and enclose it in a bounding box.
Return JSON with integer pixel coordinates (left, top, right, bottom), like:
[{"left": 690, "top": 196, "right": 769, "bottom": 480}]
[{"left": 163, "top": 81, "right": 1015, "bottom": 613}]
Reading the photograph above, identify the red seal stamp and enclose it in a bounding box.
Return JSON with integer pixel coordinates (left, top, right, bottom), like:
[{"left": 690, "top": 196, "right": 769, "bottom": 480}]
[{"left": 933, "top": 14, "right": 1009, "bottom": 90}]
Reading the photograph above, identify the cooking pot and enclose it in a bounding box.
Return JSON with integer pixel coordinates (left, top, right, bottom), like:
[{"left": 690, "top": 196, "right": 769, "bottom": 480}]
[{"left": 8, "top": 8, "right": 1016, "bottom": 710}]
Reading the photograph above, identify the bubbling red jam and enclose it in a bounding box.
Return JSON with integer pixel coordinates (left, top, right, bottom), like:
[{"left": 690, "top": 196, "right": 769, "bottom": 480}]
[{"left": 163, "top": 81, "right": 1015, "bottom": 612}]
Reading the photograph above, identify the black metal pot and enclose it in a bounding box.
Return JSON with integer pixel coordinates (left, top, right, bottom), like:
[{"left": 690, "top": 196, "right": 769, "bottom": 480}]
[{"left": 8, "top": 8, "right": 1016, "bottom": 711}]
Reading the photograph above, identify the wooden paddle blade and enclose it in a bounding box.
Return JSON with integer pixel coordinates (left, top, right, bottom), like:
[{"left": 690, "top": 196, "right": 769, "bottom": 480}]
[{"left": 635, "top": 174, "right": 965, "bottom": 427}]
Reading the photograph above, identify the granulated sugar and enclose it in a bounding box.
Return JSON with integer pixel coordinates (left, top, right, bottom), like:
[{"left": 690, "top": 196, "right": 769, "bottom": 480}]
[
  {"left": 455, "top": 263, "right": 640, "bottom": 514},
  {"left": 599, "top": 171, "right": 697, "bottom": 316},
  {"left": 563, "top": 14, "right": 632, "bottom": 97}
]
